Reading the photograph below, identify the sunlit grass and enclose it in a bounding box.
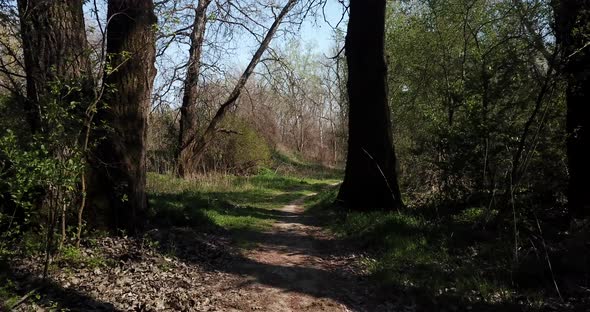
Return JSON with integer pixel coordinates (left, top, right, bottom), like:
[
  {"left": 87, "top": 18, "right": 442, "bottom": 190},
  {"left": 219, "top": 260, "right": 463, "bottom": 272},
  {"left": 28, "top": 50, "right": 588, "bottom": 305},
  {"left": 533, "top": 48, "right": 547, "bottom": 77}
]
[{"left": 147, "top": 168, "right": 340, "bottom": 233}]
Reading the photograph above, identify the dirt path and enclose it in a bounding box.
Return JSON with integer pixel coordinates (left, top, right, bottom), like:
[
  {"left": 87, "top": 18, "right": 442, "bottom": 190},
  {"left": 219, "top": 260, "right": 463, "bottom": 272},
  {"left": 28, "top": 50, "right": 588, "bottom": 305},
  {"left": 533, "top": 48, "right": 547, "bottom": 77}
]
[
  {"left": 208, "top": 193, "right": 387, "bottom": 312},
  {"left": 10, "top": 192, "right": 398, "bottom": 312}
]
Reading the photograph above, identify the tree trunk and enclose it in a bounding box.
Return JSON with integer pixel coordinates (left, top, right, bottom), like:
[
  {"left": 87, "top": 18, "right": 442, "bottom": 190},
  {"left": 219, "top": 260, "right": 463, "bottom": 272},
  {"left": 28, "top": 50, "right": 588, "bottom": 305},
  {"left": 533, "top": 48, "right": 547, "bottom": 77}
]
[
  {"left": 88, "top": 0, "right": 157, "bottom": 234},
  {"left": 177, "top": 0, "right": 213, "bottom": 178},
  {"left": 553, "top": 0, "right": 590, "bottom": 220},
  {"left": 337, "top": 0, "right": 403, "bottom": 211},
  {"left": 17, "top": 0, "right": 92, "bottom": 133},
  {"left": 17, "top": 0, "right": 92, "bottom": 231}
]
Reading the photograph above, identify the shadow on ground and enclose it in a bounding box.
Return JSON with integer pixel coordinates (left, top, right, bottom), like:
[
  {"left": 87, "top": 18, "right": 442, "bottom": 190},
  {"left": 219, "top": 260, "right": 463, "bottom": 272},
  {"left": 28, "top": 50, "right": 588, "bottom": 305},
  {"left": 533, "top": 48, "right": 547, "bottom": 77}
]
[
  {"left": 147, "top": 188, "right": 523, "bottom": 311},
  {"left": 3, "top": 266, "right": 122, "bottom": 312},
  {"left": 4, "top": 179, "right": 524, "bottom": 311}
]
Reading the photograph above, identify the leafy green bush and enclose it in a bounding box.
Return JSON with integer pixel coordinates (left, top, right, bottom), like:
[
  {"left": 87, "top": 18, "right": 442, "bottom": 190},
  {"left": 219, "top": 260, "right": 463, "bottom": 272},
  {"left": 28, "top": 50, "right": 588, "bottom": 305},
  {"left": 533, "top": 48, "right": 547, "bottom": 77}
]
[
  {"left": 0, "top": 80, "right": 88, "bottom": 262},
  {"left": 203, "top": 116, "right": 271, "bottom": 174},
  {"left": 387, "top": 0, "right": 566, "bottom": 210},
  {"left": 0, "top": 131, "right": 77, "bottom": 249}
]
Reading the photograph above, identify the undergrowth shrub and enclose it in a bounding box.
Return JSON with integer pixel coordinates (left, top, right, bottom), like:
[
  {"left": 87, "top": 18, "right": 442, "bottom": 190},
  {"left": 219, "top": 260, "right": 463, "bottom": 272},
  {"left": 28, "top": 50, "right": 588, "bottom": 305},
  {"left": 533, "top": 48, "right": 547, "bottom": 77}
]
[
  {"left": 307, "top": 189, "right": 516, "bottom": 303},
  {"left": 203, "top": 117, "right": 271, "bottom": 174},
  {"left": 0, "top": 80, "right": 90, "bottom": 271}
]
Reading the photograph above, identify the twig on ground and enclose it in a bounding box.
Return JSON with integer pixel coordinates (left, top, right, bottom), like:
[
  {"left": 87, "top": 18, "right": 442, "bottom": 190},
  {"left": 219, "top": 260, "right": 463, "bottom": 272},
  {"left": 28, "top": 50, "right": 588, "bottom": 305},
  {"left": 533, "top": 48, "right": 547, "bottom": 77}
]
[{"left": 9, "top": 287, "right": 40, "bottom": 311}]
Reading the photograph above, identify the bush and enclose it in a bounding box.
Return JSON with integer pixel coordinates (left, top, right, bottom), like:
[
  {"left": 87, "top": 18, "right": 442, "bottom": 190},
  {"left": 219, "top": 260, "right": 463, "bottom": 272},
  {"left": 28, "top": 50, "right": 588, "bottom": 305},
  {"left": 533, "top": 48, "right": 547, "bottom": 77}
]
[
  {"left": 203, "top": 116, "right": 271, "bottom": 174},
  {"left": 0, "top": 81, "right": 88, "bottom": 262}
]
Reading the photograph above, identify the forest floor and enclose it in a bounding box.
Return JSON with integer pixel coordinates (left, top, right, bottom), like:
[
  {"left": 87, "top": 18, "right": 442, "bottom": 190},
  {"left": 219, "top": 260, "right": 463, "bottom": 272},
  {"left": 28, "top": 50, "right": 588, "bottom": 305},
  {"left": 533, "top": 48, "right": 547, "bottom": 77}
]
[
  {"left": 2, "top": 167, "right": 588, "bottom": 311},
  {"left": 3, "top": 170, "right": 400, "bottom": 311}
]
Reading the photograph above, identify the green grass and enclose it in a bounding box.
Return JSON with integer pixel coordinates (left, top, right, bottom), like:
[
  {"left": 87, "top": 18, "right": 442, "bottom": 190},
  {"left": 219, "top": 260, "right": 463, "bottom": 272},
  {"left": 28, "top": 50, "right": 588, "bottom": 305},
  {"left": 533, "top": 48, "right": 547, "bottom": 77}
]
[
  {"left": 147, "top": 168, "right": 340, "bottom": 233},
  {"left": 306, "top": 190, "right": 517, "bottom": 306},
  {"left": 55, "top": 246, "right": 110, "bottom": 270},
  {"left": 271, "top": 150, "right": 343, "bottom": 180}
]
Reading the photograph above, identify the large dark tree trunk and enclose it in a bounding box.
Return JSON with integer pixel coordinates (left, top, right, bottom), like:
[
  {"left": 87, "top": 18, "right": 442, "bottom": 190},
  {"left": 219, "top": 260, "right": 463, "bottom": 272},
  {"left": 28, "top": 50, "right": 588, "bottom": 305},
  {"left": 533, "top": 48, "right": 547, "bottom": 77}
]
[
  {"left": 88, "top": 0, "right": 157, "bottom": 234},
  {"left": 337, "top": 0, "right": 403, "bottom": 211},
  {"left": 17, "top": 0, "right": 92, "bottom": 132},
  {"left": 16, "top": 0, "right": 92, "bottom": 227},
  {"left": 177, "top": 0, "right": 212, "bottom": 178},
  {"left": 553, "top": 0, "right": 590, "bottom": 220}
]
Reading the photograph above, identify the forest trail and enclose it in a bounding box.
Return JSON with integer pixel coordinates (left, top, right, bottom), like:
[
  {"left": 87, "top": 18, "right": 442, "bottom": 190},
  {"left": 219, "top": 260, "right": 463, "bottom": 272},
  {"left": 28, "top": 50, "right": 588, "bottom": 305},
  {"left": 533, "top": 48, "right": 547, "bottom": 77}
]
[
  {"left": 9, "top": 184, "right": 399, "bottom": 312},
  {"left": 210, "top": 193, "right": 374, "bottom": 312}
]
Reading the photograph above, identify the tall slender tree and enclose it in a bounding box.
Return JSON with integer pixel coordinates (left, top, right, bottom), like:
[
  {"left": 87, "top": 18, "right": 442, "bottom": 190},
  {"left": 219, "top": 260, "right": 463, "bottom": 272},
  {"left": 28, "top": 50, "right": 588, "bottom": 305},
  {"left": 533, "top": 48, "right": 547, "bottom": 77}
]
[
  {"left": 88, "top": 0, "right": 157, "bottom": 233},
  {"left": 337, "top": 0, "right": 403, "bottom": 211},
  {"left": 553, "top": 0, "right": 590, "bottom": 221},
  {"left": 178, "top": 0, "right": 297, "bottom": 176},
  {"left": 177, "top": 0, "right": 213, "bottom": 178}
]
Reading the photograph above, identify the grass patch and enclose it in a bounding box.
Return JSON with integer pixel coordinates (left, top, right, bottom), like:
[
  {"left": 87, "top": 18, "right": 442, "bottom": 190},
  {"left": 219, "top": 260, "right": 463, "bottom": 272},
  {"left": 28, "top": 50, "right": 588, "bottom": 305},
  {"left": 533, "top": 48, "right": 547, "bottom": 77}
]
[
  {"left": 271, "top": 150, "right": 343, "bottom": 180},
  {"left": 306, "top": 189, "right": 517, "bottom": 306},
  {"left": 54, "top": 246, "right": 109, "bottom": 270},
  {"left": 147, "top": 168, "right": 340, "bottom": 234}
]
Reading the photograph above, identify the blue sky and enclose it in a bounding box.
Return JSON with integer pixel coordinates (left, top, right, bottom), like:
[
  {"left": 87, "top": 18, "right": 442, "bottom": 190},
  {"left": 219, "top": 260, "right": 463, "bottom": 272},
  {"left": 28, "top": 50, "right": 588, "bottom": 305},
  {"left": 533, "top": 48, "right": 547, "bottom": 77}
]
[
  {"left": 299, "top": 0, "right": 347, "bottom": 53},
  {"left": 82, "top": 0, "right": 347, "bottom": 108},
  {"left": 82, "top": 0, "right": 346, "bottom": 65},
  {"left": 232, "top": 0, "right": 347, "bottom": 66}
]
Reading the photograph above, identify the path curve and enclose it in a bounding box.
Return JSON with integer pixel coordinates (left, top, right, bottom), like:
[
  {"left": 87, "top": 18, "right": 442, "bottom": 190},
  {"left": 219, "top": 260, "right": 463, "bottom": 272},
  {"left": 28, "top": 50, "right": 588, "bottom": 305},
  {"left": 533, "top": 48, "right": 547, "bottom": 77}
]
[{"left": 211, "top": 192, "right": 381, "bottom": 312}]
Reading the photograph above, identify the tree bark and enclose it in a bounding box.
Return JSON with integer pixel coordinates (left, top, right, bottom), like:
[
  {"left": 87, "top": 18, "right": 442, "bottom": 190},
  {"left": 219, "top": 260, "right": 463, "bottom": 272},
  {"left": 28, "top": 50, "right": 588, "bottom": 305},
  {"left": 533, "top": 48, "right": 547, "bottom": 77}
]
[
  {"left": 177, "top": 0, "right": 213, "bottom": 178},
  {"left": 553, "top": 0, "right": 590, "bottom": 220},
  {"left": 337, "top": 0, "right": 403, "bottom": 211},
  {"left": 88, "top": 0, "right": 157, "bottom": 234},
  {"left": 16, "top": 0, "right": 92, "bottom": 231},
  {"left": 17, "top": 0, "right": 92, "bottom": 133}
]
